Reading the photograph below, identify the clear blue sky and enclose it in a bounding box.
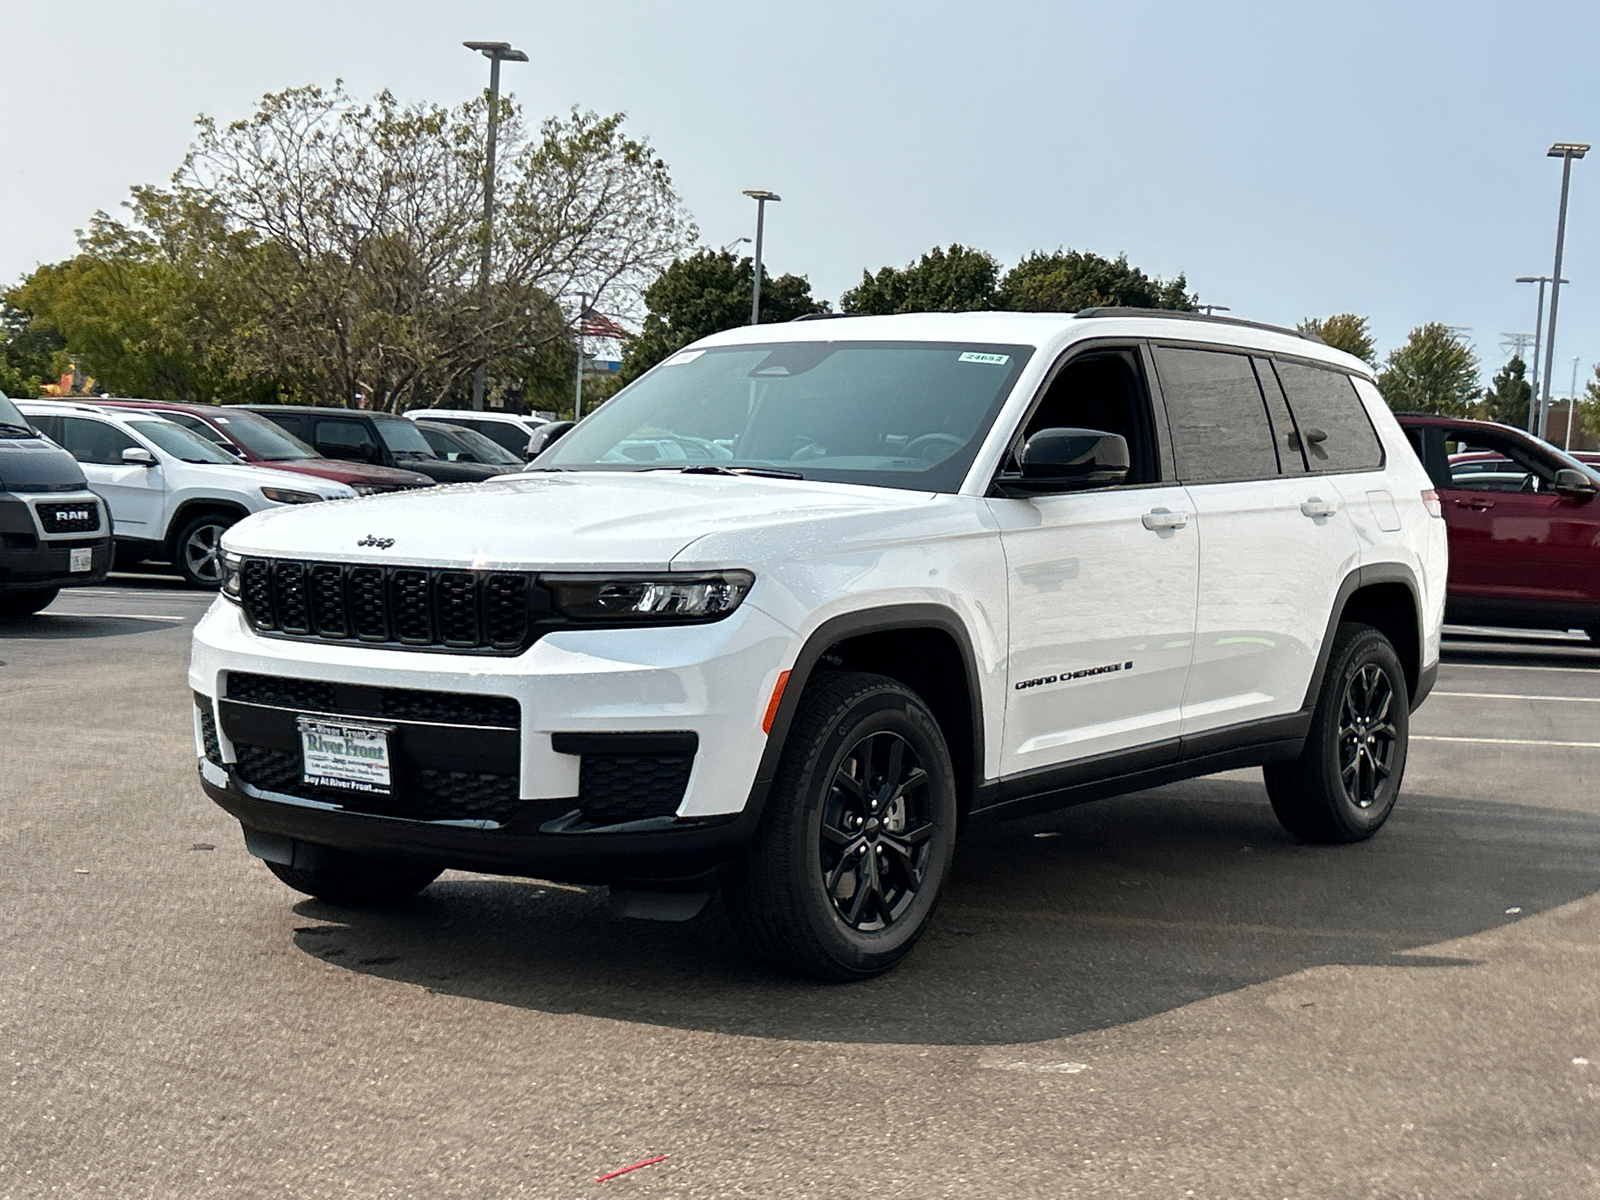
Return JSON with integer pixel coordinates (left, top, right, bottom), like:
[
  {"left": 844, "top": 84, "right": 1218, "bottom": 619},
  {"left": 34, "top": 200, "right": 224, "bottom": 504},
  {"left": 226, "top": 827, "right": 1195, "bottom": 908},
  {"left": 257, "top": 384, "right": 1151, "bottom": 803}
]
[{"left": 4, "top": 0, "right": 1599, "bottom": 393}]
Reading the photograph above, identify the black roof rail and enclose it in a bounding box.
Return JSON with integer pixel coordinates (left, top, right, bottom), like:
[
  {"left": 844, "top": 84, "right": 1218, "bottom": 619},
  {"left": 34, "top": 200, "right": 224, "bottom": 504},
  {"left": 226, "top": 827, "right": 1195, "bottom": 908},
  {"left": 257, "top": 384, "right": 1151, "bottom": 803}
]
[
  {"left": 790, "top": 311, "right": 853, "bottom": 322},
  {"left": 1074, "top": 307, "right": 1324, "bottom": 344}
]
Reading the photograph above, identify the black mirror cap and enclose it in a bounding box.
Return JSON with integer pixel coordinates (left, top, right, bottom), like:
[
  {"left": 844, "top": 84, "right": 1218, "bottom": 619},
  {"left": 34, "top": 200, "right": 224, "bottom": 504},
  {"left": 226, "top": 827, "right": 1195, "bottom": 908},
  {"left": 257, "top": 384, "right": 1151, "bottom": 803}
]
[
  {"left": 1015, "top": 427, "right": 1130, "bottom": 490},
  {"left": 1555, "top": 467, "right": 1598, "bottom": 498},
  {"left": 528, "top": 420, "right": 576, "bottom": 459}
]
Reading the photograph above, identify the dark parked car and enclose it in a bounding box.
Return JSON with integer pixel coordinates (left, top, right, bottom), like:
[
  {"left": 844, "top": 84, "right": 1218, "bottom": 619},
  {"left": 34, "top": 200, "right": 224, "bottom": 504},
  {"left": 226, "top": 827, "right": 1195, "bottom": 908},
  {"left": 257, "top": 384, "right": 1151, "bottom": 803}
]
[
  {"left": 412, "top": 421, "right": 525, "bottom": 467},
  {"left": 235, "top": 407, "right": 518, "bottom": 484},
  {"left": 1398, "top": 414, "right": 1600, "bottom": 642},
  {"left": 94, "top": 399, "right": 433, "bottom": 493}
]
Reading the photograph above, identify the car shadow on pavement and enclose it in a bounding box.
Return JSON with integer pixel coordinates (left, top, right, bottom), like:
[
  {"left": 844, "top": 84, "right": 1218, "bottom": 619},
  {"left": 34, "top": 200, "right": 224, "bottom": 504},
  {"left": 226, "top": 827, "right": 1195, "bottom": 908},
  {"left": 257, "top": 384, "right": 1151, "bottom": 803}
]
[
  {"left": 290, "top": 776, "right": 1600, "bottom": 1046},
  {"left": 0, "top": 614, "right": 179, "bottom": 639}
]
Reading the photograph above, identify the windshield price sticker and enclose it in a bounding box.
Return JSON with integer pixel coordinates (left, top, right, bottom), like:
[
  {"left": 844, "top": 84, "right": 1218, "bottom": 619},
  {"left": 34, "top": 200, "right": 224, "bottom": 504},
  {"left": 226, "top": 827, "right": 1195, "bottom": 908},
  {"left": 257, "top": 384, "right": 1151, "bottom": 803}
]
[
  {"left": 298, "top": 717, "right": 394, "bottom": 795},
  {"left": 958, "top": 352, "right": 1010, "bottom": 365}
]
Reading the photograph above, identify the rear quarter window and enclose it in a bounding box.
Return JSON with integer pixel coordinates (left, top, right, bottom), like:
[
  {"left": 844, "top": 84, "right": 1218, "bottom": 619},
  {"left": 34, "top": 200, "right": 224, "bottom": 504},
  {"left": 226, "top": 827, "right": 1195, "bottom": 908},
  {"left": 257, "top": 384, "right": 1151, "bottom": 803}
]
[{"left": 1275, "top": 362, "right": 1384, "bottom": 473}]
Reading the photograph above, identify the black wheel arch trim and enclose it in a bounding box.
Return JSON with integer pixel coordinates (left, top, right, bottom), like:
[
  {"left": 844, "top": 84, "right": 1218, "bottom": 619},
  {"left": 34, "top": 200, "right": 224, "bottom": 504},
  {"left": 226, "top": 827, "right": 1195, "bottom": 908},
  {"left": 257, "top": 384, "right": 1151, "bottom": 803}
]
[
  {"left": 1301, "top": 562, "right": 1431, "bottom": 714},
  {"left": 165, "top": 500, "right": 250, "bottom": 551},
  {"left": 745, "top": 604, "right": 987, "bottom": 825}
]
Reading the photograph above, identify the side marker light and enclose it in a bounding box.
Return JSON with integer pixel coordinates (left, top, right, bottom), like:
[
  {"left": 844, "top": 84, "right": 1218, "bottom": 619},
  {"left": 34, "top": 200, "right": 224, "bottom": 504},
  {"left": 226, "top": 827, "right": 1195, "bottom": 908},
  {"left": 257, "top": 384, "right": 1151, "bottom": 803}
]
[{"left": 762, "top": 670, "right": 792, "bottom": 735}]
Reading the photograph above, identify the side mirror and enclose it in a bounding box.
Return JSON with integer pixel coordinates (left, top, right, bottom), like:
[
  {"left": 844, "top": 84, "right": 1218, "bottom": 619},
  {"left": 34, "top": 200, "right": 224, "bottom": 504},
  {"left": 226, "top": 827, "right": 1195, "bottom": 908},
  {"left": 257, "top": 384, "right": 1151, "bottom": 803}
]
[
  {"left": 527, "top": 421, "right": 575, "bottom": 459},
  {"left": 1001, "top": 427, "right": 1130, "bottom": 493},
  {"left": 121, "top": 447, "right": 158, "bottom": 467},
  {"left": 1555, "top": 467, "right": 1598, "bottom": 499}
]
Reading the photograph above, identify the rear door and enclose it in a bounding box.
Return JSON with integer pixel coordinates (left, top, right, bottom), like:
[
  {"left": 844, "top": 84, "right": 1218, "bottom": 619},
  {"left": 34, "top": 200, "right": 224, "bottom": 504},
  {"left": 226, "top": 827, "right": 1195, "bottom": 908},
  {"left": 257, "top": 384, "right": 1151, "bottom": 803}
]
[
  {"left": 990, "top": 343, "right": 1199, "bottom": 774},
  {"left": 56, "top": 416, "right": 167, "bottom": 538},
  {"left": 1153, "top": 345, "right": 1359, "bottom": 737}
]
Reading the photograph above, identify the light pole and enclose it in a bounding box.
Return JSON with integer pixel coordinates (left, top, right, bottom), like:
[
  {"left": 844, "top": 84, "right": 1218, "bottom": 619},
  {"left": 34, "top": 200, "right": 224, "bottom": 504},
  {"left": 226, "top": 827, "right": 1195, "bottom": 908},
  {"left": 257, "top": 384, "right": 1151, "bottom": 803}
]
[
  {"left": 1515, "top": 274, "right": 1566, "bottom": 431},
  {"left": 1537, "top": 142, "right": 1588, "bottom": 440},
  {"left": 464, "top": 40, "right": 528, "bottom": 411},
  {"left": 742, "top": 190, "right": 780, "bottom": 325}
]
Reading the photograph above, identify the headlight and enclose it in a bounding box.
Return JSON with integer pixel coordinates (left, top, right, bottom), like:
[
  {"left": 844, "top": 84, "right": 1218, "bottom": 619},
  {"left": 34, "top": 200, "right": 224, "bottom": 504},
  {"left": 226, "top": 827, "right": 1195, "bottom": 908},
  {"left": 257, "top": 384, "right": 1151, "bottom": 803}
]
[
  {"left": 260, "top": 486, "right": 324, "bottom": 505},
  {"left": 220, "top": 553, "right": 243, "bottom": 604},
  {"left": 352, "top": 484, "right": 383, "bottom": 496},
  {"left": 543, "top": 570, "right": 755, "bottom": 623}
]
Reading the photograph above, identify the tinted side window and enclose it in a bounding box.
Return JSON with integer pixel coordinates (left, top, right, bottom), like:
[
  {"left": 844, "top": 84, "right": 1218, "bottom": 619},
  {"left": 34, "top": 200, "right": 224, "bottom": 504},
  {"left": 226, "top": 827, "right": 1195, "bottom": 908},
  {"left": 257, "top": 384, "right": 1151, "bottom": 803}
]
[
  {"left": 477, "top": 422, "right": 533, "bottom": 456},
  {"left": 1152, "top": 346, "right": 1278, "bottom": 484},
  {"left": 60, "top": 417, "right": 139, "bottom": 466},
  {"left": 28, "top": 414, "right": 62, "bottom": 441},
  {"left": 1275, "top": 362, "right": 1384, "bottom": 472},
  {"left": 267, "top": 414, "right": 309, "bottom": 439},
  {"left": 161, "top": 412, "right": 232, "bottom": 447},
  {"left": 314, "top": 420, "right": 377, "bottom": 453},
  {"left": 1252, "top": 359, "right": 1307, "bottom": 474}
]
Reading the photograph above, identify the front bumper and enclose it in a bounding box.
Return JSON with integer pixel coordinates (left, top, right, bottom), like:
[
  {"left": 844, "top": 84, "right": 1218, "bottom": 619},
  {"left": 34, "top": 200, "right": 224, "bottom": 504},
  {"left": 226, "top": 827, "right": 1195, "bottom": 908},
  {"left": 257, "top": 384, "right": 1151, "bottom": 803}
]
[
  {"left": 0, "top": 494, "right": 112, "bottom": 591},
  {"left": 189, "top": 598, "right": 795, "bottom": 879}
]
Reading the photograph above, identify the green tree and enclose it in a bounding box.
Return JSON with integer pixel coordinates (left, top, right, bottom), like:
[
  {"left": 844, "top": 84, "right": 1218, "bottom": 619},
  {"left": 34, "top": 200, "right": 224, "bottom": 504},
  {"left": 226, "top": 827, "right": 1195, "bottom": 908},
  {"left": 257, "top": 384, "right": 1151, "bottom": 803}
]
[
  {"left": 1298, "top": 313, "right": 1375, "bottom": 365},
  {"left": 1480, "top": 356, "right": 1532, "bottom": 429},
  {"left": 618, "top": 249, "right": 827, "bottom": 382},
  {"left": 1579, "top": 365, "right": 1600, "bottom": 443},
  {"left": 1376, "top": 323, "right": 1482, "bottom": 415},
  {"left": 840, "top": 244, "right": 999, "bottom": 314},
  {"left": 996, "top": 249, "right": 1193, "bottom": 312},
  {"left": 0, "top": 304, "right": 66, "bottom": 397}
]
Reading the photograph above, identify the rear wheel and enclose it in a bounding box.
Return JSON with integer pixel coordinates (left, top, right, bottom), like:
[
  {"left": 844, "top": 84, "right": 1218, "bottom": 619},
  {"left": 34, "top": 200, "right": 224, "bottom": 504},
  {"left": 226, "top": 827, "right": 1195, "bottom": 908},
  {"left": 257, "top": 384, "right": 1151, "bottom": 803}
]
[
  {"left": 1265, "top": 622, "right": 1409, "bottom": 843},
  {"left": 723, "top": 671, "right": 957, "bottom": 981},
  {"left": 0, "top": 588, "right": 59, "bottom": 619},
  {"left": 264, "top": 851, "right": 442, "bottom": 906},
  {"left": 174, "top": 513, "right": 237, "bottom": 589}
]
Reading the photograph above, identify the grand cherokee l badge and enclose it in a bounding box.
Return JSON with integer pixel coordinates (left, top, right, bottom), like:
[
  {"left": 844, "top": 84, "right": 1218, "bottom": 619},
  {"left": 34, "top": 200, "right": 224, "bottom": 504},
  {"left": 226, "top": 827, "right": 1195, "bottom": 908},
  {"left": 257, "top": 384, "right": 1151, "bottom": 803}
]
[{"left": 356, "top": 535, "right": 395, "bottom": 549}]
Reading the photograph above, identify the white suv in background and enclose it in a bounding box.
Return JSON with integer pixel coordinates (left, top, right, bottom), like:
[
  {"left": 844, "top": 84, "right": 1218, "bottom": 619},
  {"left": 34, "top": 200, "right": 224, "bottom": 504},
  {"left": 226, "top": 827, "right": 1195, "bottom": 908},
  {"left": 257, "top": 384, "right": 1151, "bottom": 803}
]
[
  {"left": 407, "top": 409, "right": 548, "bottom": 460},
  {"left": 20, "top": 402, "right": 355, "bottom": 587},
  {"left": 189, "top": 310, "right": 1446, "bottom": 980}
]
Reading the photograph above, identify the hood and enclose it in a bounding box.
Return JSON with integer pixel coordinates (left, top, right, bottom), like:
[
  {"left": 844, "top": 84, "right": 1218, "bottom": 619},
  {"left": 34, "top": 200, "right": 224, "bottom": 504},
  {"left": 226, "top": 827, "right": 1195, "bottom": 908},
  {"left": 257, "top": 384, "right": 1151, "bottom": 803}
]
[
  {"left": 222, "top": 469, "right": 934, "bottom": 569},
  {"left": 180, "top": 458, "right": 352, "bottom": 498},
  {"left": 254, "top": 459, "right": 435, "bottom": 490},
  {"left": 0, "top": 437, "right": 88, "bottom": 493},
  {"left": 408, "top": 458, "right": 519, "bottom": 483}
]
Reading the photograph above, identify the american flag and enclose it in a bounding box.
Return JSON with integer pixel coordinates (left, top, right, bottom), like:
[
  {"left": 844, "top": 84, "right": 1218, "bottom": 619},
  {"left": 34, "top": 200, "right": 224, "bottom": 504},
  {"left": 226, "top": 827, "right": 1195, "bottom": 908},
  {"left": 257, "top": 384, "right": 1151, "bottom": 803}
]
[{"left": 578, "top": 309, "right": 631, "bottom": 340}]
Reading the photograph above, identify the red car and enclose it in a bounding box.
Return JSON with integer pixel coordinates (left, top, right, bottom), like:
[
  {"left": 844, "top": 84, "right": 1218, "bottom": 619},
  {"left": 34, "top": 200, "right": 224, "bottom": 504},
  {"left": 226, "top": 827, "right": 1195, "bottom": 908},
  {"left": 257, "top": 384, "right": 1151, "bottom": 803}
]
[
  {"left": 93, "top": 399, "right": 433, "bottom": 493},
  {"left": 1398, "top": 414, "right": 1600, "bottom": 642}
]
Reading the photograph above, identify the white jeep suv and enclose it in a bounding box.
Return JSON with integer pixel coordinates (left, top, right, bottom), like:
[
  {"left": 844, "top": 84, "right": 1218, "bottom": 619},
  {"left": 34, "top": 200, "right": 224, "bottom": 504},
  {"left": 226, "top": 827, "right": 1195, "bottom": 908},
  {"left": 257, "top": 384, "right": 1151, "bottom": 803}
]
[
  {"left": 189, "top": 310, "right": 1446, "bottom": 979},
  {"left": 20, "top": 402, "right": 356, "bottom": 587}
]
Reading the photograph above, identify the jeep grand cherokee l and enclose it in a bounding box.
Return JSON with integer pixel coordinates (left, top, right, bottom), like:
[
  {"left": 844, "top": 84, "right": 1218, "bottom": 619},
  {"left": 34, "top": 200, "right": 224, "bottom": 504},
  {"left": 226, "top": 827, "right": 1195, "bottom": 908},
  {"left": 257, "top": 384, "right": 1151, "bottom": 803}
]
[{"left": 190, "top": 309, "right": 1447, "bottom": 980}]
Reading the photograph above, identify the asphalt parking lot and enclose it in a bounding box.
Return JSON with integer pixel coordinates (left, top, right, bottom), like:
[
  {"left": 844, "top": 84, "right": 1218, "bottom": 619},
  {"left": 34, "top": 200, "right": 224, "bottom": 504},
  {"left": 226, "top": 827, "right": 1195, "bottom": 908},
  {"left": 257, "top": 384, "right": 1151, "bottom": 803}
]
[{"left": 3, "top": 580, "right": 1599, "bottom": 1199}]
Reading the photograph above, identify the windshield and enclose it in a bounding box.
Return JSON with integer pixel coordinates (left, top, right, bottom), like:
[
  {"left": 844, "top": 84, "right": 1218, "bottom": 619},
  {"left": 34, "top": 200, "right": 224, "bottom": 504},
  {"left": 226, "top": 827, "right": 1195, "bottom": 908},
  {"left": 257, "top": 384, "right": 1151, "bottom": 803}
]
[
  {"left": 542, "top": 340, "right": 1034, "bottom": 492},
  {"left": 441, "top": 424, "right": 522, "bottom": 464},
  {"left": 209, "top": 410, "right": 317, "bottom": 460},
  {"left": 127, "top": 418, "right": 240, "bottom": 464},
  {"left": 0, "top": 391, "right": 36, "bottom": 437},
  {"left": 374, "top": 416, "right": 437, "bottom": 459}
]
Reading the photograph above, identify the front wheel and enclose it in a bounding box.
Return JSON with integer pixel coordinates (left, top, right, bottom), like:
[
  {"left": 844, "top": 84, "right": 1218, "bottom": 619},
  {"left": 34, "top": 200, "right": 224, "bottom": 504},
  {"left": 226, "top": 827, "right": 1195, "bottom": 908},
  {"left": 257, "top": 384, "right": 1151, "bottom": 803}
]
[
  {"left": 1265, "top": 622, "right": 1410, "bottom": 843},
  {"left": 0, "top": 588, "right": 59, "bottom": 619},
  {"left": 174, "top": 513, "right": 237, "bottom": 589},
  {"left": 723, "top": 671, "right": 958, "bottom": 981},
  {"left": 264, "top": 850, "right": 442, "bottom": 906}
]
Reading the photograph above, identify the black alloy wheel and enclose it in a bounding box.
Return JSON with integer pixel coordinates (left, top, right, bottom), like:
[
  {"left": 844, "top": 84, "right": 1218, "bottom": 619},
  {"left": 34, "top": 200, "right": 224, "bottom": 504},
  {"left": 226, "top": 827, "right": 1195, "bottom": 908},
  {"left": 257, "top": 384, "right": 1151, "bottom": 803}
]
[
  {"left": 820, "top": 730, "right": 935, "bottom": 933},
  {"left": 723, "top": 671, "right": 957, "bottom": 981},
  {"left": 1337, "top": 663, "right": 1399, "bottom": 810},
  {"left": 1264, "top": 622, "right": 1409, "bottom": 844}
]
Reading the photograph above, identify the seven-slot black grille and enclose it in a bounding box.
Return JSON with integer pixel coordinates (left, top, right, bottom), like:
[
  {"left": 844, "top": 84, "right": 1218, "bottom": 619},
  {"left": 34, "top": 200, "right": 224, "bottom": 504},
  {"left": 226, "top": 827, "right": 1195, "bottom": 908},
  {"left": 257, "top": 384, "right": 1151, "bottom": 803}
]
[
  {"left": 238, "top": 558, "right": 536, "bottom": 653},
  {"left": 37, "top": 500, "right": 102, "bottom": 534}
]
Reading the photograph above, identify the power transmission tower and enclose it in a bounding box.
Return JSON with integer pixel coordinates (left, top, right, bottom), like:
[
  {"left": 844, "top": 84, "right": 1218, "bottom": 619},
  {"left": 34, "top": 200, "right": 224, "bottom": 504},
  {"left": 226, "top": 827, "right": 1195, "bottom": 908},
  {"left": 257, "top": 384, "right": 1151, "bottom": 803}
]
[{"left": 1500, "top": 332, "right": 1537, "bottom": 361}]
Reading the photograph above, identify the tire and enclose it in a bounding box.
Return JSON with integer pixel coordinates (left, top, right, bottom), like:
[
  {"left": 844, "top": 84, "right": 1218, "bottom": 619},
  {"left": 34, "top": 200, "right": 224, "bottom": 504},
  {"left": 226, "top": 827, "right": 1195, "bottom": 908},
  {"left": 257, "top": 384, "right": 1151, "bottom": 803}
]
[
  {"left": 264, "top": 850, "right": 442, "bottom": 906},
  {"left": 0, "top": 588, "right": 59, "bottom": 619},
  {"left": 1586, "top": 627, "right": 1600, "bottom": 646},
  {"left": 1264, "top": 622, "right": 1410, "bottom": 844},
  {"left": 174, "top": 512, "right": 237, "bottom": 589},
  {"left": 723, "top": 671, "right": 958, "bottom": 981}
]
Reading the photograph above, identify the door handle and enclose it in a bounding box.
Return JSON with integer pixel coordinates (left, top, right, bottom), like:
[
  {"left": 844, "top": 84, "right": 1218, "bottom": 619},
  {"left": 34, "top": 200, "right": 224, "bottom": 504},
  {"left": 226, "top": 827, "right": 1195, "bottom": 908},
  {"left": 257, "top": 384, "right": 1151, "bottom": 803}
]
[
  {"left": 1141, "top": 508, "right": 1189, "bottom": 531},
  {"left": 1300, "top": 498, "right": 1338, "bottom": 518}
]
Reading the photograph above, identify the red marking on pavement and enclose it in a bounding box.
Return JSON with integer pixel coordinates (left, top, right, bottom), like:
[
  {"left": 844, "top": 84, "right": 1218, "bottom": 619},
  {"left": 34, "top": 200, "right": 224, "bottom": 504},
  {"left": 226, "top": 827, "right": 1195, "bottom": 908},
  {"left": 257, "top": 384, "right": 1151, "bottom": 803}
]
[{"left": 595, "top": 1154, "right": 668, "bottom": 1182}]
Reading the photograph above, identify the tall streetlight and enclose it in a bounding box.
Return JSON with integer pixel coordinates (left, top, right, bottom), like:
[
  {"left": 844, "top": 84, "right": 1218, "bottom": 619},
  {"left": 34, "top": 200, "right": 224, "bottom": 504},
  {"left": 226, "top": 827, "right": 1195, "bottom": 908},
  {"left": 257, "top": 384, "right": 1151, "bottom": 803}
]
[
  {"left": 1515, "top": 274, "right": 1566, "bottom": 432},
  {"left": 464, "top": 40, "right": 528, "bottom": 411},
  {"left": 742, "top": 190, "right": 780, "bottom": 325},
  {"left": 1537, "top": 142, "right": 1588, "bottom": 440}
]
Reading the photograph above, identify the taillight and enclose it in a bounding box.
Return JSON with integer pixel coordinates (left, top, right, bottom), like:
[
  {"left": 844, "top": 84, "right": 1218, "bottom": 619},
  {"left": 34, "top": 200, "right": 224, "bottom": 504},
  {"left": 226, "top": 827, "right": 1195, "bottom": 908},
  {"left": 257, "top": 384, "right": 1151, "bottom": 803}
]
[{"left": 1421, "top": 489, "right": 1443, "bottom": 518}]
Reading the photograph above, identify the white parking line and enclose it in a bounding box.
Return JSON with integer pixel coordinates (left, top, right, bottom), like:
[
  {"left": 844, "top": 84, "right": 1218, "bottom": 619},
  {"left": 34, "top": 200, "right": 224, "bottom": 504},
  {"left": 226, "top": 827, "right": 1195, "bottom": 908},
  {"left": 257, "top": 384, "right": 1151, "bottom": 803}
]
[
  {"left": 1444, "top": 662, "right": 1600, "bottom": 675},
  {"left": 44, "top": 612, "right": 188, "bottom": 622},
  {"left": 1414, "top": 735, "right": 1600, "bottom": 748},
  {"left": 1433, "top": 692, "right": 1600, "bottom": 703}
]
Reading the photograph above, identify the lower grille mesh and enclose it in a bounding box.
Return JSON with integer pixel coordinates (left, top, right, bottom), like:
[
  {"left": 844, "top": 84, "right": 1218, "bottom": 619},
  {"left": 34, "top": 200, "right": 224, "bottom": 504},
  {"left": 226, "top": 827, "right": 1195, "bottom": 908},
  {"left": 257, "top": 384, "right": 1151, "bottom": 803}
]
[
  {"left": 577, "top": 754, "right": 693, "bottom": 824},
  {"left": 233, "top": 745, "right": 522, "bottom": 825}
]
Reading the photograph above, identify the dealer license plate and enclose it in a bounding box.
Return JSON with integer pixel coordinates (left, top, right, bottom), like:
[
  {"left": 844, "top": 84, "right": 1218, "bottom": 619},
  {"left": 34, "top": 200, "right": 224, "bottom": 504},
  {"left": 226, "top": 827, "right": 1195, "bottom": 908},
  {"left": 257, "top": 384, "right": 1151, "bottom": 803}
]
[
  {"left": 69, "top": 547, "right": 92, "bottom": 573},
  {"left": 297, "top": 717, "right": 394, "bottom": 795}
]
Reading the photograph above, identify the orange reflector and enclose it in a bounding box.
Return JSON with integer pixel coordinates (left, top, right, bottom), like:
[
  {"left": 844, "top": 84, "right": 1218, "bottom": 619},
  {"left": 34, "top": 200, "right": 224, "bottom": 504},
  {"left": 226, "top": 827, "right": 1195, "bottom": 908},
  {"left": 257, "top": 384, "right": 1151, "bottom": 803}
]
[{"left": 762, "top": 669, "right": 792, "bottom": 735}]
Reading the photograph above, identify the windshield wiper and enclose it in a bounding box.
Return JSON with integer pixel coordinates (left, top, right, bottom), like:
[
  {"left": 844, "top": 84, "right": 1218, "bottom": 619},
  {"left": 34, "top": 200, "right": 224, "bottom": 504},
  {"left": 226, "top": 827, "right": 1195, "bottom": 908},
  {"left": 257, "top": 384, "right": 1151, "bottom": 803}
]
[
  {"left": 0, "top": 422, "right": 37, "bottom": 437},
  {"left": 677, "top": 464, "right": 804, "bottom": 480}
]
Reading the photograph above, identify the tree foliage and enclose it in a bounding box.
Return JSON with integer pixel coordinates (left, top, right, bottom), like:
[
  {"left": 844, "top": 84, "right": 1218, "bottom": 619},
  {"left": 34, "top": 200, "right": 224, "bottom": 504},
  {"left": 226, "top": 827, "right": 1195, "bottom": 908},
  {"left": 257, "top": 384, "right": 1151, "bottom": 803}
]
[
  {"left": 1299, "top": 313, "right": 1375, "bottom": 365},
  {"left": 0, "top": 304, "right": 65, "bottom": 398},
  {"left": 7, "top": 83, "right": 695, "bottom": 410},
  {"left": 840, "top": 244, "right": 1000, "bottom": 314},
  {"left": 997, "top": 249, "right": 1193, "bottom": 312},
  {"left": 619, "top": 249, "right": 827, "bottom": 382},
  {"left": 1480, "top": 356, "right": 1532, "bottom": 429},
  {"left": 1376, "top": 323, "right": 1482, "bottom": 415}
]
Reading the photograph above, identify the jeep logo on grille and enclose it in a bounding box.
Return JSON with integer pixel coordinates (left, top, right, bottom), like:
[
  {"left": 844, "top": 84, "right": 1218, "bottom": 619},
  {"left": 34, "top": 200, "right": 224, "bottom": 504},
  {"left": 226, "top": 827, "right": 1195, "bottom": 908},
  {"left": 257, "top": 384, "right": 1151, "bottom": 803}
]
[{"left": 356, "top": 535, "right": 395, "bottom": 549}]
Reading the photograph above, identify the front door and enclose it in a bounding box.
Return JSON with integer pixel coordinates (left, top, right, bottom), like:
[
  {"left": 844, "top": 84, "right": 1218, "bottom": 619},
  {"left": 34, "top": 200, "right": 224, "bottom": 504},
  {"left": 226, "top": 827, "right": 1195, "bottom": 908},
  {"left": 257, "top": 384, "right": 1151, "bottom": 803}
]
[
  {"left": 991, "top": 345, "right": 1198, "bottom": 777},
  {"left": 56, "top": 415, "right": 167, "bottom": 538}
]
